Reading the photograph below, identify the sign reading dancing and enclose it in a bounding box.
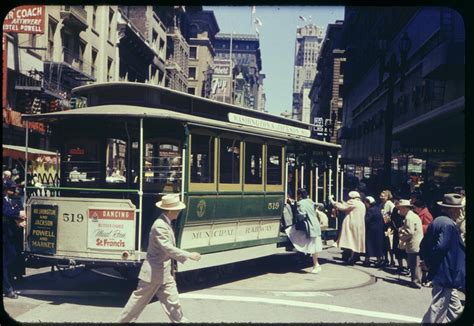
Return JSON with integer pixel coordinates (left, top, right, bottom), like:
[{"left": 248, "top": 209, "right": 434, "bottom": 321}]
[{"left": 228, "top": 113, "right": 311, "bottom": 137}]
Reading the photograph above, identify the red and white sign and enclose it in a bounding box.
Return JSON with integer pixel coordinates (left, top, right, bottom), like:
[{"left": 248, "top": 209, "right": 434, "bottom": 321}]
[
  {"left": 3, "top": 5, "right": 45, "bottom": 34},
  {"left": 87, "top": 208, "right": 135, "bottom": 251}
]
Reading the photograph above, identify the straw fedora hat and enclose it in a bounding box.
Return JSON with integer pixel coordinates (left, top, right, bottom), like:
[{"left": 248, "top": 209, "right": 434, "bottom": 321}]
[
  {"left": 156, "top": 194, "right": 186, "bottom": 210},
  {"left": 398, "top": 199, "right": 412, "bottom": 207},
  {"left": 437, "top": 193, "right": 465, "bottom": 208}
]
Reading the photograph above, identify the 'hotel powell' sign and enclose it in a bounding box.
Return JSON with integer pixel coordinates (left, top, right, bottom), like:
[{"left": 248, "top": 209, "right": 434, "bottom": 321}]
[{"left": 228, "top": 113, "right": 311, "bottom": 138}]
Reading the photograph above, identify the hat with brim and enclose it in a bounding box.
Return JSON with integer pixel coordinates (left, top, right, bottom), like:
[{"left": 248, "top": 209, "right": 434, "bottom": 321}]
[
  {"left": 3, "top": 180, "right": 16, "bottom": 191},
  {"left": 348, "top": 191, "right": 360, "bottom": 199},
  {"left": 365, "top": 196, "right": 376, "bottom": 204},
  {"left": 437, "top": 193, "right": 464, "bottom": 208},
  {"left": 156, "top": 194, "right": 186, "bottom": 210},
  {"left": 398, "top": 199, "right": 412, "bottom": 207}
]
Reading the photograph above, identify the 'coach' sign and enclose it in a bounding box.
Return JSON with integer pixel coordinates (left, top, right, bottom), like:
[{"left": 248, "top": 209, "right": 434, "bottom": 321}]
[{"left": 3, "top": 5, "right": 45, "bottom": 34}]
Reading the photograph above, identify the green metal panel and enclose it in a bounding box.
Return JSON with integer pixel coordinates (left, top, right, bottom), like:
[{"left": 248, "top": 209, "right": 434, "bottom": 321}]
[
  {"left": 241, "top": 195, "right": 264, "bottom": 218},
  {"left": 185, "top": 195, "right": 217, "bottom": 223},
  {"left": 263, "top": 195, "right": 285, "bottom": 218},
  {"left": 214, "top": 195, "right": 242, "bottom": 220}
]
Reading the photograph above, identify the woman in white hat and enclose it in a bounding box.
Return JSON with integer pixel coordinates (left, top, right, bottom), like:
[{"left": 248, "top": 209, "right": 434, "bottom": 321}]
[
  {"left": 330, "top": 191, "right": 366, "bottom": 264},
  {"left": 118, "top": 194, "right": 201, "bottom": 323},
  {"left": 362, "top": 196, "right": 384, "bottom": 267}
]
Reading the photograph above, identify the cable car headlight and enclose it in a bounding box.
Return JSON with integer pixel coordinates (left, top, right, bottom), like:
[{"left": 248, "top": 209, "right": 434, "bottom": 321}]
[{"left": 122, "top": 251, "right": 130, "bottom": 260}]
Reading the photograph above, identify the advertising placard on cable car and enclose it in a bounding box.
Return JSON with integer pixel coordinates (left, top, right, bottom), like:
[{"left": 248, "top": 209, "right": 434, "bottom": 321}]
[
  {"left": 30, "top": 204, "right": 58, "bottom": 254},
  {"left": 87, "top": 208, "right": 135, "bottom": 251}
]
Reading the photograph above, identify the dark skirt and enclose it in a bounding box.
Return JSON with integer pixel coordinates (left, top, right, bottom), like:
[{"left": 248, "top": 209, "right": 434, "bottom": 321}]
[{"left": 366, "top": 226, "right": 384, "bottom": 258}]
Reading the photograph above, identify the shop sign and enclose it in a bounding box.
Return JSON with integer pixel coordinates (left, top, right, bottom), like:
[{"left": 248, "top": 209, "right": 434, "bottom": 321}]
[
  {"left": 229, "top": 113, "right": 311, "bottom": 137},
  {"left": 3, "top": 108, "right": 46, "bottom": 133},
  {"left": 87, "top": 208, "right": 135, "bottom": 250},
  {"left": 3, "top": 5, "right": 46, "bottom": 34},
  {"left": 30, "top": 205, "right": 58, "bottom": 254}
]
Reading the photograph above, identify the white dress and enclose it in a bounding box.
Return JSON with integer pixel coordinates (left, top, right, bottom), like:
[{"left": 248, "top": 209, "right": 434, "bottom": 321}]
[{"left": 285, "top": 226, "right": 323, "bottom": 254}]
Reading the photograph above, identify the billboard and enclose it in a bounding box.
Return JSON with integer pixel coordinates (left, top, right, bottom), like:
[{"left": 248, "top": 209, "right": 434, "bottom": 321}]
[{"left": 3, "top": 5, "right": 45, "bottom": 34}]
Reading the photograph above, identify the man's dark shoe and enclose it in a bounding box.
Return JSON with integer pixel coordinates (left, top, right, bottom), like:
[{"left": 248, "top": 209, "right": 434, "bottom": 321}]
[
  {"left": 409, "top": 282, "right": 422, "bottom": 289},
  {"left": 6, "top": 292, "right": 18, "bottom": 299}
]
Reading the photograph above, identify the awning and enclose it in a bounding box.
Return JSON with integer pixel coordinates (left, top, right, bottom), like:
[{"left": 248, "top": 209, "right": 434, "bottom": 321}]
[{"left": 3, "top": 144, "right": 57, "bottom": 161}]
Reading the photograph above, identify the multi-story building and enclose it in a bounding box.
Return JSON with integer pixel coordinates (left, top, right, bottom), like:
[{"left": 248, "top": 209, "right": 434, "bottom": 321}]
[
  {"left": 292, "top": 24, "right": 324, "bottom": 122},
  {"left": 2, "top": 5, "right": 209, "bottom": 162},
  {"left": 214, "top": 33, "right": 265, "bottom": 111},
  {"left": 309, "top": 20, "right": 345, "bottom": 143},
  {"left": 4, "top": 5, "right": 119, "bottom": 150},
  {"left": 339, "top": 7, "right": 465, "bottom": 191},
  {"left": 186, "top": 10, "right": 219, "bottom": 97}
]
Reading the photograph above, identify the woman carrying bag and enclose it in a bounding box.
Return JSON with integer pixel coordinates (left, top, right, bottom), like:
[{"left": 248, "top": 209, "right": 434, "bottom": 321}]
[{"left": 285, "top": 188, "right": 323, "bottom": 274}]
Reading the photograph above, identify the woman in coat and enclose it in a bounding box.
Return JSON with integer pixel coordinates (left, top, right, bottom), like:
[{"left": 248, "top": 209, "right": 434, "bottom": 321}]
[
  {"left": 380, "top": 190, "right": 395, "bottom": 266},
  {"left": 285, "top": 188, "right": 323, "bottom": 274},
  {"left": 330, "top": 191, "right": 366, "bottom": 264},
  {"left": 362, "top": 196, "right": 384, "bottom": 266}
]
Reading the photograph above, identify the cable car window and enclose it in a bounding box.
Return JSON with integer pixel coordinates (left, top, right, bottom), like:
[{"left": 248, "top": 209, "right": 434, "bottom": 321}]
[
  {"left": 267, "top": 145, "right": 282, "bottom": 185},
  {"left": 105, "top": 138, "right": 127, "bottom": 183},
  {"left": 245, "top": 142, "right": 262, "bottom": 184},
  {"left": 144, "top": 140, "right": 181, "bottom": 193},
  {"left": 63, "top": 139, "right": 100, "bottom": 183},
  {"left": 190, "top": 134, "right": 215, "bottom": 183},
  {"left": 219, "top": 138, "right": 240, "bottom": 184}
]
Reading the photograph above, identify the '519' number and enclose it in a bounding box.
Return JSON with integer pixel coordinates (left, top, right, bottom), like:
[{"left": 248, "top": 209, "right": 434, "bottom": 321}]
[{"left": 63, "top": 213, "right": 84, "bottom": 222}]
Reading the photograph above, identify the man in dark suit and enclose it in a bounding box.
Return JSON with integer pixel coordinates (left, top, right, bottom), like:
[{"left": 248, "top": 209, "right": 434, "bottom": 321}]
[
  {"left": 118, "top": 194, "right": 201, "bottom": 323},
  {"left": 3, "top": 180, "right": 25, "bottom": 299},
  {"left": 420, "top": 193, "right": 465, "bottom": 323}
]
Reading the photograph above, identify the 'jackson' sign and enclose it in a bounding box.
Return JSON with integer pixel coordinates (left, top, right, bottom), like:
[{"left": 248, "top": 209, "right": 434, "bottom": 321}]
[
  {"left": 228, "top": 113, "right": 311, "bottom": 137},
  {"left": 30, "top": 204, "right": 58, "bottom": 254},
  {"left": 87, "top": 208, "right": 135, "bottom": 251}
]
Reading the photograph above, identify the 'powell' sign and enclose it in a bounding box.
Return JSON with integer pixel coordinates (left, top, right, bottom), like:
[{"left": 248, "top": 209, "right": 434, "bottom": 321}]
[{"left": 228, "top": 113, "right": 311, "bottom": 138}]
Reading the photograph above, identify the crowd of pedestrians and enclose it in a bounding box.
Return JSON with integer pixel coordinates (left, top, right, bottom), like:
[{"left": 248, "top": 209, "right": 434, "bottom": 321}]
[{"left": 284, "top": 182, "right": 465, "bottom": 323}]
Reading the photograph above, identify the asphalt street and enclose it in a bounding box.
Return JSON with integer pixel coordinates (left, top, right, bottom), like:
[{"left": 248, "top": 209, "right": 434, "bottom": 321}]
[{"left": 2, "top": 246, "right": 467, "bottom": 323}]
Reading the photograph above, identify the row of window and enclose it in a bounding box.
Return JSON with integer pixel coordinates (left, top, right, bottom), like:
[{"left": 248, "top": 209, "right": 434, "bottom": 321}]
[{"left": 190, "top": 134, "right": 283, "bottom": 186}]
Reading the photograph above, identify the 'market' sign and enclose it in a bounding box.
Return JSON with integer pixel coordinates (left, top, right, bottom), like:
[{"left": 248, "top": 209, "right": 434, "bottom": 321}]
[{"left": 228, "top": 113, "right": 311, "bottom": 137}]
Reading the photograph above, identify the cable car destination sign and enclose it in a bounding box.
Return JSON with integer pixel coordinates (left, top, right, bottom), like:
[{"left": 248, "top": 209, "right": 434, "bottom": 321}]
[{"left": 228, "top": 113, "right": 311, "bottom": 138}]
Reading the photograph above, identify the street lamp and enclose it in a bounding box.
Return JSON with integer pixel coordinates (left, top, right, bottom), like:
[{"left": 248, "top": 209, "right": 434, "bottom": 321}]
[{"left": 379, "top": 31, "right": 411, "bottom": 189}]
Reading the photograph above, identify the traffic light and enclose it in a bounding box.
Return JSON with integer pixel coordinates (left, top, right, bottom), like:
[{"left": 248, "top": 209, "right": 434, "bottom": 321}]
[
  {"left": 49, "top": 99, "right": 59, "bottom": 112},
  {"left": 69, "top": 97, "right": 76, "bottom": 109},
  {"left": 31, "top": 97, "right": 41, "bottom": 114}
]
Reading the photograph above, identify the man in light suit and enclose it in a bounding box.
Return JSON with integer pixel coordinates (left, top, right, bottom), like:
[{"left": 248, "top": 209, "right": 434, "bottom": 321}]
[{"left": 118, "top": 194, "right": 201, "bottom": 323}]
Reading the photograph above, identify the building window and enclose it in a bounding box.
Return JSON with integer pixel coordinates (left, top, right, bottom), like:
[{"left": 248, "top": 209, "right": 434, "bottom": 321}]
[
  {"left": 28, "top": 34, "right": 37, "bottom": 48},
  {"left": 190, "top": 134, "right": 215, "bottom": 183},
  {"left": 108, "top": 8, "right": 114, "bottom": 41},
  {"left": 78, "top": 40, "right": 86, "bottom": 71},
  {"left": 267, "top": 145, "right": 282, "bottom": 185},
  {"left": 244, "top": 142, "right": 262, "bottom": 184},
  {"left": 105, "top": 139, "right": 127, "bottom": 183},
  {"left": 92, "top": 5, "right": 98, "bottom": 30},
  {"left": 107, "top": 57, "right": 113, "bottom": 81},
  {"left": 219, "top": 138, "right": 240, "bottom": 184},
  {"left": 187, "top": 87, "right": 195, "bottom": 95},
  {"left": 188, "top": 67, "right": 196, "bottom": 79},
  {"left": 189, "top": 46, "right": 197, "bottom": 59},
  {"left": 48, "top": 18, "right": 57, "bottom": 60},
  {"left": 91, "top": 48, "right": 98, "bottom": 78}
]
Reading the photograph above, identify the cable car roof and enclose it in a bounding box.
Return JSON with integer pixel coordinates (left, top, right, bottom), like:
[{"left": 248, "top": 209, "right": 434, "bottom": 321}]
[{"left": 22, "top": 105, "right": 341, "bottom": 149}]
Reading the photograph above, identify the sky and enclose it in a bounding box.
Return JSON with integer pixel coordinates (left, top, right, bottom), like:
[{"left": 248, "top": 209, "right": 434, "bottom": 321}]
[{"left": 206, "top": 6, "right": 345, "bottom": 116}]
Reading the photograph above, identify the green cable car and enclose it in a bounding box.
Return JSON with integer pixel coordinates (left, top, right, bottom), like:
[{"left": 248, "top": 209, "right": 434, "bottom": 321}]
[{"left": 22, "top": 82, "right": 341, "bottom": 275}]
